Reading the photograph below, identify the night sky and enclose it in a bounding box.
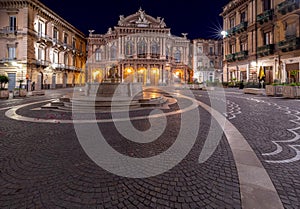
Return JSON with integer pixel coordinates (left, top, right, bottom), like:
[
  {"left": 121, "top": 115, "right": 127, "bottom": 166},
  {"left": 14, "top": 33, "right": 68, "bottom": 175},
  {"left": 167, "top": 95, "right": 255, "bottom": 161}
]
[{"left": 39, "top": 0, "right": 230, "bottom": 40}]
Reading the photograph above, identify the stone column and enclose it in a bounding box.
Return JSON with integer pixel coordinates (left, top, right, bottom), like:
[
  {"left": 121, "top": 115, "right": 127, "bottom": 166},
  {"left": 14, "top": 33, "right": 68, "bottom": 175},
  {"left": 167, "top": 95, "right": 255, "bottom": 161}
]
[{"left": 146, "top": 65, "right": 151, "bottom": 85}]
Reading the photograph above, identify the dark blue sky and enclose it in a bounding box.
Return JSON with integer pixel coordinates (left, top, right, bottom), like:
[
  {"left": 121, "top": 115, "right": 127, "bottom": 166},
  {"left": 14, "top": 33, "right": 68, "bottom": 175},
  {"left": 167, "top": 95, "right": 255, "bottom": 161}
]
[{"left": 39, "top": 0, "right": 230, "bottom": 40}]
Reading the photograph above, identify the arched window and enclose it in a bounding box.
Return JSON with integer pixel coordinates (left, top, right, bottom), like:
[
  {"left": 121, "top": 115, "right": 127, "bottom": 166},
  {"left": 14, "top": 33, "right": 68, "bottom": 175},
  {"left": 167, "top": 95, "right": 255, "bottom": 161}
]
[
  {"left": 137, "top": 40, "right": 147, "bottom": 58},
  {"left": 151, "top": 41, "right": 159, "bottom": 57},
  {"left": 174, "top": 50, "right": 181, "bottom": 63},
  {"left": 110, "top": 45, "right": 117, "bottom": 60},
  {"left": 95, "top": 48, "right": 101, "bottom": 62},
  {"left": 125, "top": 41, "right": 133, "bottom": 57}
]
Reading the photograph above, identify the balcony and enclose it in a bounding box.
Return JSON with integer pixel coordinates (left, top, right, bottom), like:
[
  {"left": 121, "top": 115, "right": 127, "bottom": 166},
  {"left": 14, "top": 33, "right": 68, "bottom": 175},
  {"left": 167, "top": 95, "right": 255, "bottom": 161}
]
[
  {"left": 225, "top": 53, "right": 235, "bottom": 62},
  {"left": 257, "top": 44, "right": 275, "bottom": 57},
  {"left": 277, "top": 0, "right": 299, "bottom": 15},
  {"left": 36, "top": 33, "right": 52, "bottom": 43},
  {"left": 0, "top": 58, "right": 17, "bottom": 63},
  {"left": 278, "top": 36, "right": 300, "bottom": 52},
  {"left": 257, "top": 9, "right": 274, "bottom": 24},
  {"left": 226, "top": 27, "right": 237, "bottom": 37},
  {"left": 235, "top": 50, "right": 248, "bottom": 60},
  {"left": 137, "top": 53, "right": 147, "bottom": 58},
  {"left": 36, "top": 59, "right": 50, "bottom": 67},
  {"left": 235, "top": 22, "right": 248, "bottom": 34},
  {"left": 0, "top": 26, "right": 18, "bottom": 35},
  {"left": 150, "top": 53, "right": 160, "bottom": 59}
]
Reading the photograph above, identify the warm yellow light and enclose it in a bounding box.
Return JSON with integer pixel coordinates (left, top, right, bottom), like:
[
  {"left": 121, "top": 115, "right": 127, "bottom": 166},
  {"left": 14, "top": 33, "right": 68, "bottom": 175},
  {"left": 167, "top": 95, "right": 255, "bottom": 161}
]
[
  {"left": 175, "top": 71, "right": 180, "bottom": 76},
  {"left": 126, "top": 68, "right": 132, "bottom": 73},
  {"left": 93, "top": 71, "right": 100, "bottom": 79}
]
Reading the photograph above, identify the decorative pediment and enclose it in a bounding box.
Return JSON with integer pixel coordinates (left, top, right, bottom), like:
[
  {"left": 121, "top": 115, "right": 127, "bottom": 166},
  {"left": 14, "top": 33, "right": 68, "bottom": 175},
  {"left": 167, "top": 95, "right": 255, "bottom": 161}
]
[{"left": 117, "top": 8, "right": 167, "bottom": 28}]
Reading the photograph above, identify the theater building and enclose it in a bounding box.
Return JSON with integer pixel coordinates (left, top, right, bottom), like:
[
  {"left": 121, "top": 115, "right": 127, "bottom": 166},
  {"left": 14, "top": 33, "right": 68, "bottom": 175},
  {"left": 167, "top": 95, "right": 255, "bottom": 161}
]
[{"left": 87, "top": 8, "right": 193, "bottom": 86}]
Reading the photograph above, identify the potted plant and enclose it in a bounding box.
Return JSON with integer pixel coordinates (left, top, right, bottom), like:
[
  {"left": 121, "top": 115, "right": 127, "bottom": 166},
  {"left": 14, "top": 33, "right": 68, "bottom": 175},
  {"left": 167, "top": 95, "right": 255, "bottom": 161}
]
[
  {"left": 282, "top": 82, "right": 300, "bottom": 98},
  {"left": 266, "top": 79, "right": 283, "bottom": 96},
  {"left": 0, "top": 74, "right": 9, "bottom": 99}
]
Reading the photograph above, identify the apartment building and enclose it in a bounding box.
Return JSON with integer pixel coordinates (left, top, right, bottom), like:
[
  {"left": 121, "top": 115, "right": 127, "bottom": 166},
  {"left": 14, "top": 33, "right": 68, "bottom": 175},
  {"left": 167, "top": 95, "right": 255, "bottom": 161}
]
[
  {"left": 0, "top": 0, "right": 86, "bottom": 91},
  {"left": 221, "top": 0, "right": 300, "bottom": 84},
  {"left": 193, "top": 38, "right": 223, "bottom": 83}
]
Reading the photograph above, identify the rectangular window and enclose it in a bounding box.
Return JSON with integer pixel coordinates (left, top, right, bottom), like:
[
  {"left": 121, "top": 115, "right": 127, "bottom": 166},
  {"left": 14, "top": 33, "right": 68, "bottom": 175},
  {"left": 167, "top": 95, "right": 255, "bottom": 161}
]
[
  {"left": 53, "top": 52, "right": 58, "bottom": 63},
  {"left": 38, "top": 20, "right": 45, "bottom": 36},
  {"left": 263, "top": 0, "right": 271, "bottom": 11},
  {"left": 230, "top": 44, "right": 236, "bottom": 53},
  {"left": 53, "top": 27, "right": 58, "bottom": 40},
  {"left": 72, "top": 38, "right": 76, "bottom": 49},
  {"left": 286, "top": 23, "right": 297, "bottom": 39},
  {"left": 264, "top": 32, "right": 271, "bottom": 45},
  {"left": 8, "top": 47, "right": 16, "bottom": 59},
  {"left": 209, "top": 47, "right": 213, "bottom": 55},
  {"left": 240, "top": 11, "right": 246, "bottom": 23},
  {"left": 210, "top": 60, "right": 214, "bottom": 67},
  {"left": 197, "top": 47, "right": 202, "bottom": 54},
  {"left": 230, "top": 17, "right": 235, "bottom": 28},
  {"left": 9, "top": 16, "right": 17, "bottom": 32},
  {"left": 38, "top": 48, "right": 44, "bottom": 60},
  {"left": 64, "top": 33, "right": 68, "bottom": 44}
]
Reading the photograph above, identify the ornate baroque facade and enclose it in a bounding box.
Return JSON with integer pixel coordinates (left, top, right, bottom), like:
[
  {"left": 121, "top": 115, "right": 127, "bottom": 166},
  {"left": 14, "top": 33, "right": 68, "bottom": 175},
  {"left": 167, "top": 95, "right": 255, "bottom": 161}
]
[
  {"left": 0, "top": 0, "right": 86, "bottom": 91},
  {"left": 87, "top": 9, "right": 193, "bottom": 86},
  {"left": 221, "top": 0, "right": 300, "bottom": 84}
]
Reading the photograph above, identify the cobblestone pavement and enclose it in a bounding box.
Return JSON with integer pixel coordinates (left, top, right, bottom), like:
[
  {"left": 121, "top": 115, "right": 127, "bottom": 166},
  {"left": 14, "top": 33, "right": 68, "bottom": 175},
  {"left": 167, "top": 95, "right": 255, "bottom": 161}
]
[
  {"left": 197, "top": 89, "right": 300, "bottom": 209},
  {"left": 0, "top": 87, "right": 299, "bottom": 208}
]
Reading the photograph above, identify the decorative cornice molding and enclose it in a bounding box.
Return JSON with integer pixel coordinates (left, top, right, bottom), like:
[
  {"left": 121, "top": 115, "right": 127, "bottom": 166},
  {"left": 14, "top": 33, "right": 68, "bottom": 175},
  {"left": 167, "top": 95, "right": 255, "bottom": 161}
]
[
  {"left": 0, "top": 0, "right": 86, "bottom": 38},
  {"left": 220, "top": 0, "right": 251, "bottom": 17}
]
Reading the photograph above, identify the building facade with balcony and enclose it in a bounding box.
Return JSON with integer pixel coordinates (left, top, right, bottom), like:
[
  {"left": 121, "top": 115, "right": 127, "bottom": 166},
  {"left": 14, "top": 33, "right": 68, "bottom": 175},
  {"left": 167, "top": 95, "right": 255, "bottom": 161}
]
[
  {"left": 87, "top": 9, "right": 193, "bottom": 86},
  {"left": 0, "top": 0, "right": 86, "bottom": 91},
  {"left": 221, "top": 0, "right": 300, "bottom": 84},
  {"left": 192, "top": 38, "right": 223, "bottom": 83}
]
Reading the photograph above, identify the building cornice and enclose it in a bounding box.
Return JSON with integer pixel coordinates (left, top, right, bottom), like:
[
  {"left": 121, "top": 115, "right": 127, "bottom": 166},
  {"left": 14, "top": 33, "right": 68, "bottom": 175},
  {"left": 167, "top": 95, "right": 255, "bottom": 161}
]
[
  {"left": 220, "top": 0, "right": 251, "bottom": 17},
  {"left": 0, "top": 0, "right": 86, "bottom": 38}
]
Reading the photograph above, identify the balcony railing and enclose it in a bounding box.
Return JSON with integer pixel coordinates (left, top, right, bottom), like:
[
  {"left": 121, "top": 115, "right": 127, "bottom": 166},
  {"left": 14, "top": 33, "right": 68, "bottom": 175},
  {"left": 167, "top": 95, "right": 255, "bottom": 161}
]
[
  {"left": 257, "top": 9, "right": 274, "bottom": 24},
  {"left": 36, "top": 59, "right": 50, "bottom": 67},
  {"left": 226, "top": 27, "right": 237, "bottom": 37},
  {"left": 36, "top": 32, "right": 52, "bottom": 43},
  {"left": 226, "top": 21, "right": 248, "bottom": 37},
  {"left": 137, "top": 53, "right": 147, "bottom": 58},
  {"left": 235, "top": 50, "right": 248, "bottom": 60},
  {"left": 277, "top": 0, "right": 299, "bottom": 15},
  {"left": 0, "top": 58, "right": 17, "bottom": 63},
  {"left": 257, "top": 44, "right": 275, "bottom": 57},
  {"left": 225, "top": 53, "right": 235, "bottom": 62},
  {"left": 278, "top": 36, "right": 300, "bottom": 52},
  {"left": 235, "top": 22, "right": 248, "bottom": 33},
  {"left": 0, "top": 26, "right": 18, "bottom": 34},
  {"left": 150, "top": 53, "right": 160, "bottom": 59}
]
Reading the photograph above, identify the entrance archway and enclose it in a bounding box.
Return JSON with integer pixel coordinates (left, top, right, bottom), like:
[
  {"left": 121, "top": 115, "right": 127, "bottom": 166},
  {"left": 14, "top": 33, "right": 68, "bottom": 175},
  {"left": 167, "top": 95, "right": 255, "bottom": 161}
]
[
  {"left": 137, "top": 67, "right": 146, "bottom": 84},
  {"left": 124, "top": 67, "right": 134, "bottom": 82},
  {"left": 150, "top": 68, "right": 159, "bottom": 86}
]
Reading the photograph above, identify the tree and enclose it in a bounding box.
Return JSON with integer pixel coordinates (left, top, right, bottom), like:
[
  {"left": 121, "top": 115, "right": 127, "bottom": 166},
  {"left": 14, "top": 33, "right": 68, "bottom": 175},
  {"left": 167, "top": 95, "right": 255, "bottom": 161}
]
[{"left": 0, "top": 74, "right": 9, "bottom": 89}]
